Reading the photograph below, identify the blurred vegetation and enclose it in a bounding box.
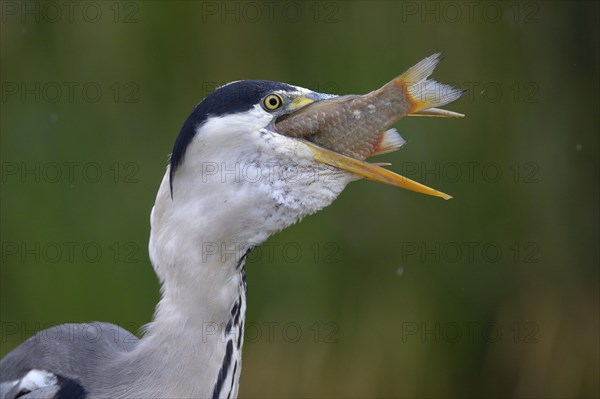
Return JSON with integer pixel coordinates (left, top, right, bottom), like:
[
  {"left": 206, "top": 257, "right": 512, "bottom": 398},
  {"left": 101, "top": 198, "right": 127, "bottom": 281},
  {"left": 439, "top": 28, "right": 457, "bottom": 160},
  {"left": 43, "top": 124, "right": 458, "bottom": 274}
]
[{"left": 1, "top": 1, "right": 598, "bottom": 398}]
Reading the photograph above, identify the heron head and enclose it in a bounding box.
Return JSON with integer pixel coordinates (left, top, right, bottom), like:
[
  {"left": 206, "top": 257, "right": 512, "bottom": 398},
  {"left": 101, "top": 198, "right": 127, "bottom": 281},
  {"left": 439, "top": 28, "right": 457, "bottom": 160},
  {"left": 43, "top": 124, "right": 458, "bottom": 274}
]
[
  {"left": 169, "top": 80, "right": 340, "bottom": 189},
  {"left": 162, "top": 80, "right": 368, "bottom": 246}
]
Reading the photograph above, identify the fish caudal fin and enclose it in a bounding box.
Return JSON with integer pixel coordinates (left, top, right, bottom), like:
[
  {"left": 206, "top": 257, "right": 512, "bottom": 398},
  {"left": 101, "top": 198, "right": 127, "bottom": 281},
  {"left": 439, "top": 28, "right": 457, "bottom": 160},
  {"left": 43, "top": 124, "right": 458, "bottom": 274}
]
[
  {"left": 396, "top": 53, "right": 466, "bottom": 113},
  {"left": 372, "top": 128, "right": 406, "bottom": 156}
]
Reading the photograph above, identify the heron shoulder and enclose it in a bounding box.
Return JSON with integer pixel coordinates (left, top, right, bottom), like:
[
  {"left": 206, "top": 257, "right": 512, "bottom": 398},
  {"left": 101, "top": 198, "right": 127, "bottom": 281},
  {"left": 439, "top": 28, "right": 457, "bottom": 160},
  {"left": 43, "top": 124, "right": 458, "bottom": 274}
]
[{"left": 0, "top": 322, "right": 138, "bottom": 398}]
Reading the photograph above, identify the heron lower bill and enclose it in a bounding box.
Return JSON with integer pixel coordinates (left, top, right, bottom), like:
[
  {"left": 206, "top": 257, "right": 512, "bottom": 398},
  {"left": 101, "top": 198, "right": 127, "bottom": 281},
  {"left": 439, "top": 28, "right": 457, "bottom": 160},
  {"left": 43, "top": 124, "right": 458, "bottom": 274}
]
[
  {"left": 0, "top": 53, "right": 464, "bottom": 399},
  {"left": 299, "top": 140, "right": 454, "bottom": 200}
]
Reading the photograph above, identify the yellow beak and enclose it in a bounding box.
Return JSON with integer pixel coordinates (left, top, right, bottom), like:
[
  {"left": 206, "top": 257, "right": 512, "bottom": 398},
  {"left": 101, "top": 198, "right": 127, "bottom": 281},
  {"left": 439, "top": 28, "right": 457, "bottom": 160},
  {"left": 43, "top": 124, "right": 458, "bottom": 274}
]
[
  {"left": 288, "top": 96, "right": 316, "bottom": 110},
  {"left": 409, "top": 107, "right": 465, "bottom": 118},
  {"left": 301, "top": 139, "right": 452, "bottom": 200}
]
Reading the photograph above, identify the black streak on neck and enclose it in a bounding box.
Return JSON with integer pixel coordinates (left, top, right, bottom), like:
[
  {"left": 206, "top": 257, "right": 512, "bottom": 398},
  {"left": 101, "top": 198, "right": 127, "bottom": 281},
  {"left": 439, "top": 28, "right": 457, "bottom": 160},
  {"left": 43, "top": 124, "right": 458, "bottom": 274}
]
[{"left": 211, "top": 340, "right": 233, "bottom": 399}]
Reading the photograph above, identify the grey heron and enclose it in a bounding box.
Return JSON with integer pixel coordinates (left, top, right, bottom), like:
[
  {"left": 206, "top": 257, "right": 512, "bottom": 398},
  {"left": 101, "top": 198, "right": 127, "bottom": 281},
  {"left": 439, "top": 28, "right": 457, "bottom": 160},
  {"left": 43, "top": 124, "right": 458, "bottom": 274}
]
[{"left": 0, "top": 54, "right": 464, "bottom": 398}]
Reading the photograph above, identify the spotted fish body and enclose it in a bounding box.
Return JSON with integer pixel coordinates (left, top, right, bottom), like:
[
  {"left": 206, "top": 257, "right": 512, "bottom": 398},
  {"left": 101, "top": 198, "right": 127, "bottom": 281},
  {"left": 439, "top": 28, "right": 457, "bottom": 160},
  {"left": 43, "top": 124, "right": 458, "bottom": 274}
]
[{"left": 275, "top": 53, "right": 465, "bottom": 160}]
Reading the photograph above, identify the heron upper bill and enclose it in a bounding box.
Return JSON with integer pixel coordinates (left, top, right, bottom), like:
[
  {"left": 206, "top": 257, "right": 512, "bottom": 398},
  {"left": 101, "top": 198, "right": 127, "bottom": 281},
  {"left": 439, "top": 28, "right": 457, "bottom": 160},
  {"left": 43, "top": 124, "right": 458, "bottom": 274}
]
[
  {"left": 288, "top": 96, "right": 316, "bottom": 110},
  {"left": 301, "top": 140, "right": 453, "bottom": 200},
  {"left": 409, "top": 107, "right": 465, "bottom": 118}
]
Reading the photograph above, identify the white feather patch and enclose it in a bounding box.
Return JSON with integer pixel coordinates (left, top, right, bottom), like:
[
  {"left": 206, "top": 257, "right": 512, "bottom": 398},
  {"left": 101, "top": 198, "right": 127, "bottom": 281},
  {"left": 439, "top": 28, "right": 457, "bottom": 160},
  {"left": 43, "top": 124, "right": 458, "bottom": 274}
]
[{"left": 18, "top": 369, "right": 58, "bottom": 392}]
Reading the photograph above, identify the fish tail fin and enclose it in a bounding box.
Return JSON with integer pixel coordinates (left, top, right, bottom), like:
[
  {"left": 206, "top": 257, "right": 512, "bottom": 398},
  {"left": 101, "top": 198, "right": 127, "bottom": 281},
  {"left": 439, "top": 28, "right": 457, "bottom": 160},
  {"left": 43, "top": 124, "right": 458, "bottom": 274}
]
[
  {"left": 371, "top": 128, "right": 406, "bottom": 156},
  {"left": 396, "top": 53, "right": 466, "bottom": 113}
]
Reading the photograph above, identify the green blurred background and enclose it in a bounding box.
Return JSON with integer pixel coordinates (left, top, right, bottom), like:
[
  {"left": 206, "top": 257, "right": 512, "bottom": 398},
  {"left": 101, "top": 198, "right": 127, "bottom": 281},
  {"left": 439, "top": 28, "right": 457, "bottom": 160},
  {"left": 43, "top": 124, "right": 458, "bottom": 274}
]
[{"left": 1, "top": 1, "right": 598, "bottom": 397}]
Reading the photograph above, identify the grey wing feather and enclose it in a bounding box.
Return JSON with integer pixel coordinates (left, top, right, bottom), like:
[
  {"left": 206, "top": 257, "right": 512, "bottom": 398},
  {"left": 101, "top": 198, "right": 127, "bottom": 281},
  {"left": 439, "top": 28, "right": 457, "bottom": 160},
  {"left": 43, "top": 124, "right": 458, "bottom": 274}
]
[
  {"left": 2, "top": 383, "right": 59, "bottom": 399},
  {"left": 0, "top": 381, "right": 19, "bottom": 399},
  {"left": 0, "top": 322, "right": 139, "bottom": 399}
]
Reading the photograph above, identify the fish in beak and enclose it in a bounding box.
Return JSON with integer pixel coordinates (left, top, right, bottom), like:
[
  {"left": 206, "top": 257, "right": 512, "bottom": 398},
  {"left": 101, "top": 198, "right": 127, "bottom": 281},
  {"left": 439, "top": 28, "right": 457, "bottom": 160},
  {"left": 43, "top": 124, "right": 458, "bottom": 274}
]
[{"left": 275, "top": 53, "right": 465, "bottom": 200}]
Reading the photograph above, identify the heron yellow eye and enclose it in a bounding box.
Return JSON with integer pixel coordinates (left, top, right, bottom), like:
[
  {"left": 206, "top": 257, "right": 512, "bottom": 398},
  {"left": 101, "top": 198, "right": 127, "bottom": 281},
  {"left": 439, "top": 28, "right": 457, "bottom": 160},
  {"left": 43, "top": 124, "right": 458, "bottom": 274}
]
[{"left": 263, "top": 94, "right": 283, "bottom": 111}]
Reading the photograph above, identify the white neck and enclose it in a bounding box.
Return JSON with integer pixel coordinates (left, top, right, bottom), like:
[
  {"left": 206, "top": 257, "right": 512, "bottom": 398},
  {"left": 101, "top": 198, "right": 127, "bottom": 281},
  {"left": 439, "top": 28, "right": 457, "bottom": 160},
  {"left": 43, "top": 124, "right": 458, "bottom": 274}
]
[
  {"left": 116, "top": 168, "right": 251, "bottom": 399},
  {"left": 103, "top": 114, "right": 354, "bottom": 398}
]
